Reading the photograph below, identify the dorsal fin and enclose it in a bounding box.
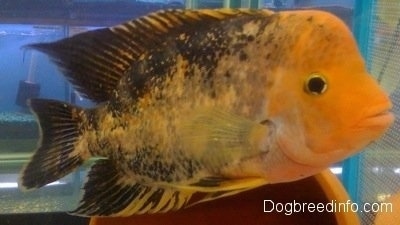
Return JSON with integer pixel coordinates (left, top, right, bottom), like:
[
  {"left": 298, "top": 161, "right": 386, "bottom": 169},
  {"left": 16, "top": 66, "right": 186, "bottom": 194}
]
[{"left": 26, "top": 9, "right": 273, "bottom": 103}]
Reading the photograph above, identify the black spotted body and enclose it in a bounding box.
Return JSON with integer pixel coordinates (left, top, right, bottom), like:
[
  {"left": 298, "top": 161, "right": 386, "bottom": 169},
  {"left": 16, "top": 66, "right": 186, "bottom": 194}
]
[{"left": 79, "top": 10, "right": 284, "bottom": 185}]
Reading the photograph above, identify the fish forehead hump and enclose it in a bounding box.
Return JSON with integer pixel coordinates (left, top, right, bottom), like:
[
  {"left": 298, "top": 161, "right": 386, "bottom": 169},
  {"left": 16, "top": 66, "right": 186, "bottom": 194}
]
[{"left": 276, "top": 10, "right": 361, "bottom": 70}]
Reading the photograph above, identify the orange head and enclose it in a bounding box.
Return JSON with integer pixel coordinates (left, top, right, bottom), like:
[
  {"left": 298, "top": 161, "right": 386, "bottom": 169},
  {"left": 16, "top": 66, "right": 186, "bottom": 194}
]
[{"left": 264, "top": 10, "right": 394, "bottom": 167}]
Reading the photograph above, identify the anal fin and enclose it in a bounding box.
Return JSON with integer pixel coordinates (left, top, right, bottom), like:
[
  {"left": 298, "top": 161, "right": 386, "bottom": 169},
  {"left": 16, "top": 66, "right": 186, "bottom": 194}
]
[{"left": 71, "top": 159, "right": 194, "bottom": 217}]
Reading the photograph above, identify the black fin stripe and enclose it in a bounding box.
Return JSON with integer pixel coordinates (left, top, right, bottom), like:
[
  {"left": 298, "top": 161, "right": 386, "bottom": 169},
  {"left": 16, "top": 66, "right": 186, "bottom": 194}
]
[
  {"left": 62, "top": 47, "right": 126, "bottom": 78},
  {"left": 36, "top": 149, "right": 74, "bottom": 164},
  {"left": 178, "top": 11, "right": 206, "bottom": 23},
  {"left": 111, "top": 34, "right": 146, "bottom": 59},
  {"left": 75, "top": 178, "right": 121, "bottom": 214},
  {"left": 74, "top": 182, "right": 140, "bottom": 216},
  {"left": 86, "top": 169, "right": 120, "bottom": 186},
  {"left": 86, "top": 181, "right": 126, "bottom": 215},
  {"left": 79, "top": 51, "right": 129, "bottom": 75},
  {"left": 116, "top": 11, "right": 178, "bottom": 35},
  {"left": 114, "top": 42, "right": 143, "bottom": 62},
  {"left": 135, "top": 186, "right": 158, "bottom": 211},
  {"left": 42, "top": 137, "right": 78, "bottom": 148},
  {"left": 48, "top": 128, "right": 78, "bottom": 136},
  {"left": 72, "top": 160, "right": 126, "bottom": 215},
  {"left": 157, "top": 191, "right": 176, "bottom": 212},
  {"left": 167, "top": 13, "right": 192, "bottom": 27},
  {"left": 105, "top": 186, "right": 138, "bottom": 215},
  {"left": 41, "top": 126, "right": 77, "bottom": 136},
  {"left": 121, "top": 185, "right": 150, "bottom": 213},
  {"left": 33, "top": 150, "right": 76, "bottom": 165},
  {"left": 61, "top": 69, "right": 118, "bottom": 90},
  {"left": 22, "top": 157, "right": 82, "bottom": 185},
  {"left": 31, "top": 143, "right": 74, "bottom": 157},
  {"left": 111, "top": 26, "right": 148, "bottom": 55},
  {"left": 51, "top": 158, "right": 81, "bottom": 175},
  {"left": 138, "top": 188, "right": 165, "bottom": 212},
  {"left": 69, "top": 49, "right": 126, "bottom": 78},
  {"left": 175, "top": 11, "right": 218, "bottom": 26},
  {"left": 60, "top": 63, "right": 119, "bottom": 90},
  {"left": 42, "top": 127, "right": 77, "bottom": 135},
  {"left": 162, "top": 11, "right": 186, "bottom": 26},
  {"left": 125, "top": 20, "right": 163, "bottom": 47},
  {"left": 54, "top": 68, "right": 115, "bottom": 100},
  {"left": 90, "top": 40, "right": 133, "bottom": 69},
  {"left": 169, "top": 190, "right": 186, "bottom": 211},
  {"left": 48, "top": 131, "right": 78, "bottom": 142},
  {"left": 108, "top": 26, "right": 139, "bottom": 49},
  {"left": 102, "top": 45, "right": 134, "bottom": 68},
  {"left": 41, "top": 145, "right": 75, "bottom": 155},
  {"left": 65, "top": 62, "right": 122, "bottom": 87},
  {"left": 44, "top": 118, "right": 77, "bottom": 123},
  {"left": 94, "top": 191, "right": 124, "bottom": 215},
  {"left": 93, "top": 32, "right": 136, "bottom": 57},
  {"left": 147, "top": 14, "right": 175, "bottom": 31},
  {"left": 190, "top": 177, "right": 230, "bottom": 187},
  {"left": 56, "top": 41, "right": 126, "bottom": 72},
  {"left": 128, "top": 187, "right": 162, "bottom": 214},
  {"left": 110, "top": 185, "right": 146, "bottom": 216},
  {"left": 214, "top": 9, "right": 242, "bottom": 18},
  {"left": 146, "top": 190, "right": 167, "bottom": 213},
  {"left": 38, "top": 156, "right": 80, "bottom": 173},
  {"left": 157, "top": 190, "right": 184, "bottom": 213},
  {"left": 137, "top": 17, "right": 168, "bottom": 37},
  {"left": 96, "top": 188, "right": 128, "bottom": 215},
  {"left": 79, "top": 179, "right": 121, "bottom": 205},
  {"left": 171, "top": 191, "right": 184, "bottom": 210},
  {"left": 40, "top": 108, "right": 74, "bottom": 116},
  {"left": 141, "top": 15, "right": 177, "bottom": 36},
  {"left": 45, "top": 142, "right": 76, "bottom": 152},
  {"left": 120, "top": 20, "right": 155, "bottom": 40},
  {"left": 136, "top": 185, "right": 150, "bottom": 200}
]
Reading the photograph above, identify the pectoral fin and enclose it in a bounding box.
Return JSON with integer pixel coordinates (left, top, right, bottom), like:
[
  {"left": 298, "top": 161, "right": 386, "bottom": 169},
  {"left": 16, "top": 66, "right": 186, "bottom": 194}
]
[{"left": 181, "top": 109, "right": 272, "bottom": 168}]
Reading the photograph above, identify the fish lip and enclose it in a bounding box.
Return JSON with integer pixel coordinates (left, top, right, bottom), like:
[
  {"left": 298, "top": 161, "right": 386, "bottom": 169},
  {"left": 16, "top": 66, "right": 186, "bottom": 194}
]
[
  {"left": 356, "top": 102, "right": 394, "bottom": 129},
  {"left": 362, "top": 111, "right": 394, "bottom": 128}
]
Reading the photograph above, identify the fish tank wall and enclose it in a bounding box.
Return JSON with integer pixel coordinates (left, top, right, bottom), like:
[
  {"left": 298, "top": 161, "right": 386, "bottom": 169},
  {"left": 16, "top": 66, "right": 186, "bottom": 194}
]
[{"left": 0, "top": 0, "right": 399, "bottom": 225}]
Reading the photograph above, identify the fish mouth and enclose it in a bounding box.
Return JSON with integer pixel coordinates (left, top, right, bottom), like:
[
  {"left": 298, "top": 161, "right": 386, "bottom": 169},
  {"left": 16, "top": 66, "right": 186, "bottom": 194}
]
[{"left": 356, "top": 103, "right": 394, "bottom": 129}]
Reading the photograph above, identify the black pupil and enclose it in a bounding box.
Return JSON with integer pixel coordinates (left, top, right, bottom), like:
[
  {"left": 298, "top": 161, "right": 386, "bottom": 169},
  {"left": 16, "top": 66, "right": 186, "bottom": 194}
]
[{"left": 308, "top": 77, "right": 326, "bottom": 94}]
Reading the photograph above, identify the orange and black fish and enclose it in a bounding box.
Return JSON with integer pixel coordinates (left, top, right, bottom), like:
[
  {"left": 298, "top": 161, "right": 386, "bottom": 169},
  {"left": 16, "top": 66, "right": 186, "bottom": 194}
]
[{"left": 18, "top": 8, "right": 393, "bottom": 217}]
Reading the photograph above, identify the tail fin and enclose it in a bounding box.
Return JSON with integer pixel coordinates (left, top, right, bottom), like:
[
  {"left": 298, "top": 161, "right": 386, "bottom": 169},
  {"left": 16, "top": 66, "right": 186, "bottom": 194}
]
[{"left": 19, "top": 98, "right": 91, "bottom": 190}]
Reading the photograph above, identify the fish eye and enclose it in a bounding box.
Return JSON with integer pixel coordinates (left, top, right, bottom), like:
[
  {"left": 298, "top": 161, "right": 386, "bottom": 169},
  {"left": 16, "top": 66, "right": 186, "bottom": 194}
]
[{"left": 304, "top": 74, "right": 328, "bottom": 95}]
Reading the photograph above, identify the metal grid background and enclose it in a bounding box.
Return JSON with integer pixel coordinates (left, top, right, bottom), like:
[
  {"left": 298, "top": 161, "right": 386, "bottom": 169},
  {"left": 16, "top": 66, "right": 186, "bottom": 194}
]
[{"left": 357, "top": 0, "right": 400, "bottom": 224}]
